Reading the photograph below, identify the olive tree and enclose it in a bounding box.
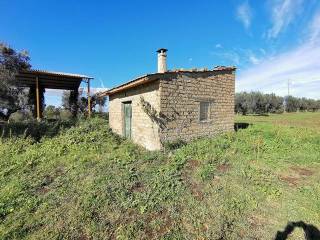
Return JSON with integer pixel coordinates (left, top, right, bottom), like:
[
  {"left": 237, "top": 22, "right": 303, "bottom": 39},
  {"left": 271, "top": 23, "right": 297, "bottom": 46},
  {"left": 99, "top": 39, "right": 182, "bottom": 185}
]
[{"left": 0, "top": 43, "right": 31, "bottom": 118}]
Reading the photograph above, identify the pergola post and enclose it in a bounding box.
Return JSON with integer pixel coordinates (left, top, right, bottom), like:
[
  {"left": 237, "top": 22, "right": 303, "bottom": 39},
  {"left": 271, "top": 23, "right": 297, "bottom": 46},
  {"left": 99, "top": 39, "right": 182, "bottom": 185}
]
[
  {"left": 35, "top": 76, "right": 41, "bottom": 121},
  {"left": 15, "top": 70, "right": 93, "bottom": 120},
  {"left": 87, "top": 79, "right": 91, "bottom": 118}
]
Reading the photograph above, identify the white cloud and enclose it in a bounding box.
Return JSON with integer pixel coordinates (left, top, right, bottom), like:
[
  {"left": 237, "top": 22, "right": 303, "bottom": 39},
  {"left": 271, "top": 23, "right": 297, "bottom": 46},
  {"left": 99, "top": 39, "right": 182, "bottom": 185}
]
[
  {"left": 212, "top": 48, "right": 264, "bottom": 67},
  {"left": 236, "top": 1, "right": 252, "bottom": 29},
  {"left": 238, "top": 7, "right": 320, "bottom": 99},
  {"left": 259, "top": 48, "right": 266, "bottom": 55},
  {"left": 242, "top": 49, "right": 262, "bottom": 65},
  {"left": 212, "top": 51, "right": 240, "bottom": 65},
  {"left": 44, "top": 74, "right": 108, "bottom": 108},
  {"left": 45, "top": 89, "right": 64, "bottom": 97},
  {"left": 309, "top": 10, "right": 320, "bottom": 43},
  {"left": 237, "top": 40, "right": 320, "bottom": 99},
  {"left": 215, "top": 43, "right": 223, "bottom": 48},
  {"left": 45, "top": 88, "right": 109, "bottom": 107},
  {"left": 267, "top": 0, "right": 303, "bottom": 39},
  {"left": 248, "top": 54, "right": 260, "bottom": 65},
  {"left": 188, "top": 57, "right": 193, "bottom": 62},
  {"left": 44, "top": 78, "right": 108, "bottom": 98},
  {"left": 46, "top": 88, "right": 108, "bottom": 96},
  {"left": 79, "top": 87, "right": 109, "bottom": 95}
]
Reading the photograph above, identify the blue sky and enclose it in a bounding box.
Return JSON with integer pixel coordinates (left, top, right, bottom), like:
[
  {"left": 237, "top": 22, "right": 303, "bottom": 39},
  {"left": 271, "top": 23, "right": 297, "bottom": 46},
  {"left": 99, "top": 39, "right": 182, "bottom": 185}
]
[{"left": 1, "top": 0, "right": 320, "bottom": 106}]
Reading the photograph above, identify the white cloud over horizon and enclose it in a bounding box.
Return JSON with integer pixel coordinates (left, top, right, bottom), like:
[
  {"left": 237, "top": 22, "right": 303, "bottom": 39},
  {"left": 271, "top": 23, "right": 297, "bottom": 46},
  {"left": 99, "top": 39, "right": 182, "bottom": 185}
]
[
  {"left": 237, "top": 9, "right": 320, "bottom": 100},
  {"left": 236, "top": 1, "right": 252, "bottom": 29},
  {"left": 45, "top": 88, "right": 109, "bottom": 107},
  {"left": 233, "top": 1, "right": 320, "bottom": 100},
  {"left": 45, "top": 88, "right": 109, "bottom": 96}
]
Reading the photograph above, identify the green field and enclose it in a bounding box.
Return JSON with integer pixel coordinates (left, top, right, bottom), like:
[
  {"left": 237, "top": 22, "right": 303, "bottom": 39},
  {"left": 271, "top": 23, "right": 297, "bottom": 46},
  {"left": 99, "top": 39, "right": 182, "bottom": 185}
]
[
  {"left": 236, "top": 112, "right": 320, "bottom": 131},
  {"left": 0, "top": 113, "right": 319, "bottom": 239}
]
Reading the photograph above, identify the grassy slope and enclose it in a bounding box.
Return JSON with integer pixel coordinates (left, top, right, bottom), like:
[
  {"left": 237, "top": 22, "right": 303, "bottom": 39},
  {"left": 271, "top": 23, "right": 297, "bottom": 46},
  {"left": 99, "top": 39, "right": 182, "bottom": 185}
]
[{"left": 0, "top": 113, "right": 319, "bottom": 239}]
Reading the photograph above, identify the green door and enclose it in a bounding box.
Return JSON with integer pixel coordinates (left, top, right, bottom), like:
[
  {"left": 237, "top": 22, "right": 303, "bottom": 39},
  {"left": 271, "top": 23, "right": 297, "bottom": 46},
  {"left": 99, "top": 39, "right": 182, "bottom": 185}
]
[{"left": 123, "top": 102, "right": 132, "bottom": 138}]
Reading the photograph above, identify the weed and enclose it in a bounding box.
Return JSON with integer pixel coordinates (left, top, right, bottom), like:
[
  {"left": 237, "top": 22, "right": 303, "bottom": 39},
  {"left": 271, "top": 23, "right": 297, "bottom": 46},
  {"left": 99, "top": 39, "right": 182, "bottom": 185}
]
[{"left": 0, "top": 113, "right": 319, "bottom": 239}]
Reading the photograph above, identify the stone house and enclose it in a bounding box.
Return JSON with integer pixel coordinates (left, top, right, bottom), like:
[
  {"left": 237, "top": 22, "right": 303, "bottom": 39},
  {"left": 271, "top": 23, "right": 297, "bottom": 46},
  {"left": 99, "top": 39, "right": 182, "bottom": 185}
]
[{"left": 99, "top": 49, "right": 235, "bottom": 150}]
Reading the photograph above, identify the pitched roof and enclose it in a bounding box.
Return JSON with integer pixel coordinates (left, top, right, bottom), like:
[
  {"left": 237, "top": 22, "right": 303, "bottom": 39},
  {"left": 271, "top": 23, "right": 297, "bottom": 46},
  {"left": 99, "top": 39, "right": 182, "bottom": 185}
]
[
  {"left": 15, "top": 69, "right": 93, "bottom": 90},
  {"left": 98, "top": 66, "right": 236, "bottom": 96},
  {"left": 21, "top": 69, "right": 93, "bottom": 79}
]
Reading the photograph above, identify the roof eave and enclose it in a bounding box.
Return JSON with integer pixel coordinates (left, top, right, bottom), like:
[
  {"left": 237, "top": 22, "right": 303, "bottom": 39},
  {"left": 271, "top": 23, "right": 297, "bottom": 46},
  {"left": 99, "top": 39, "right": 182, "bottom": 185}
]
[
  {"left": 99, "top": 75, "right": 159, "bottom": 97},
  {"left": 98, "top": 66, "right": 236, "bottom": 97},
  {"left": 18, "top": 69, "right": 94, "bottom": 80}
]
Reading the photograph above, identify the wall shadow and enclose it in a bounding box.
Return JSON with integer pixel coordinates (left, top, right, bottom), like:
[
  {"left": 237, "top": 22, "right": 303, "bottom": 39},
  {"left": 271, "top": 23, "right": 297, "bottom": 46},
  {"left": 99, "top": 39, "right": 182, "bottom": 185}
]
[
  {"left": 234, "top": 122, "right": 251, "bottom": 131},
  {"left": 274, "top": 221, "right": 320, "bottom": 240}
]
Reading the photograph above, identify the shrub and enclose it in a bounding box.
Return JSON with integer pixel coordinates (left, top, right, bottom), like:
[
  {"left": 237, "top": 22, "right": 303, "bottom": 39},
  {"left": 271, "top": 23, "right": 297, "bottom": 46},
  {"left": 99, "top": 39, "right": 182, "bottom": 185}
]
[
  {"left": 163, "top": 139, "right": 187, "bottom": 150},
  {"left": 0, "top": 120, "right": 75, "bottom": 141},
  {"left": 8, "top": 110, "right": 33, "bottom": 122},
  {"left": 60, "top": 109, "right": 73, "bottom": 121},
  {"left": 44, "top": 105, "right": 60, "bottom": 120}
]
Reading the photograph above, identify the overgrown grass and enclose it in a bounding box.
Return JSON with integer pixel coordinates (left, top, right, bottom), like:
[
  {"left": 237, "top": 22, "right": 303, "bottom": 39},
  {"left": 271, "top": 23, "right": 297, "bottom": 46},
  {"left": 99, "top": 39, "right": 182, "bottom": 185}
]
[
  {"left": 0, "top": 114, "right": 319, "bottom": 239},
  {"left": 0, "top": 120, "right": 76, "bottom": 141}
]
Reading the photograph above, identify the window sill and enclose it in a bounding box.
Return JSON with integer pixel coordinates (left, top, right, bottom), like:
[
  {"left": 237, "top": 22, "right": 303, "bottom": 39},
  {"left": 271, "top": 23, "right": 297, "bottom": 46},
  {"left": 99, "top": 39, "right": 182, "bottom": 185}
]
[{"left": 199, "top": 120, "right": 213, "bottom": 124}]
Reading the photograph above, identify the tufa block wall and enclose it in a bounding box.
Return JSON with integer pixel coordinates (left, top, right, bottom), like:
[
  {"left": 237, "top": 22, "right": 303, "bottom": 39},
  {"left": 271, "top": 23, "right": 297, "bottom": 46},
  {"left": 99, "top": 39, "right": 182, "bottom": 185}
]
[
  {"left": 158, "top": 71, "right": 235, "bottom": 143},
  {"left": 108, "top": 80, "right": 161, "bottom": 150}
]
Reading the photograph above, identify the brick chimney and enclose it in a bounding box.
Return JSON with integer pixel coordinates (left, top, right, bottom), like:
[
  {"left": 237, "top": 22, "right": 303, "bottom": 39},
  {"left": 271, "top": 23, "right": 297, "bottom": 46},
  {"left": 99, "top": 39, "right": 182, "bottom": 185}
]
[{"left": 157, "top": 48, "right": 167, "bottom": 73}]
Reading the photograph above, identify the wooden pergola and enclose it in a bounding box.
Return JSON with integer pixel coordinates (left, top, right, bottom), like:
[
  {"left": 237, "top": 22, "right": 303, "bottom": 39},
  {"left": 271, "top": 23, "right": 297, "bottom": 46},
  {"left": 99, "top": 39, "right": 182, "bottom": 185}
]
[{"left": 15, "top": 69, "right": 93, "bottom": 120}]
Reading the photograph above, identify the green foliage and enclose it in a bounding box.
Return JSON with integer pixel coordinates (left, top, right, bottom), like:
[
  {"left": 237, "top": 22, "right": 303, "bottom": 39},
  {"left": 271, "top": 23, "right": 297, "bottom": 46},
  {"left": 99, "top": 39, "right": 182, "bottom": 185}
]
[
  {"left": 197, "top": 163, "right": 215, "bottom": 181},
  {"left": 0, "top": 43, "right": 31, "bottom": 118},
  {"left": 8, "top": 110, "right": 33, "bottom": 123},
  {"left": 236, "top": 91, "right": 320, "bottom": 115},
  {"left": 62, "top": 90, "right": 79, "bottom": 117},
  {"left": 0, "top": 119, "right": 75, "bottom": 141},
  {"left": 285, "top": 96, "right": 320, "bottom": 112},
  {"left": 163, "top": 139, "right": 186, "bottom": 150},
  {"left": 235, "top": 91, "right": 284, "bottom": 115},
  {"left": 0, "top": 43, "right": 30, "bottom": 71},
  {"left": 0, "top": 114, "right": 319, "bottom": 239},
  {"left": 62, "top": 90, "right": 105, "bottom": 117},
  {"left": 285, "top": 95, "right": 300, "bottom": 112},
  {"left": 59, "top": 109, "right": 73, "bottom": 121},
  {"left": 96, "top": 96, "right": 107, "bottom": 113},
  {"left": 43, "top": 105, "right": 60, "bottom": 120}
]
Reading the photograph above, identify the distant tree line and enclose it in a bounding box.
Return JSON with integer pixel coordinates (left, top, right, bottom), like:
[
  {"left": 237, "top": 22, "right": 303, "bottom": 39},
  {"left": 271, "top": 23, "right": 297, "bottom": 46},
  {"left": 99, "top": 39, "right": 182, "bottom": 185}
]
[{"left": 235, "top": 92, "right": 320, "bottom": 115}]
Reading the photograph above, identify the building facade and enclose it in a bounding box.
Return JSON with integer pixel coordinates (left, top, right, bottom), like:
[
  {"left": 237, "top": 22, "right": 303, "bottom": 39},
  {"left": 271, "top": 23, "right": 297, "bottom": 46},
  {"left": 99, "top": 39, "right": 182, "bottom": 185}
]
[{"left": 101, "top": 49, "right": 235, "bottom": 150}]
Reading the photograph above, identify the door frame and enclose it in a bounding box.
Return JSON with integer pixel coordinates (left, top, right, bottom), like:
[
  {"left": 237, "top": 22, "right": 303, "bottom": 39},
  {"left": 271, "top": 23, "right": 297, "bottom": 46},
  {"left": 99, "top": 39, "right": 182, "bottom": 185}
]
[{"left": 122, "top": 101, "right": 132, "bottom": 138}]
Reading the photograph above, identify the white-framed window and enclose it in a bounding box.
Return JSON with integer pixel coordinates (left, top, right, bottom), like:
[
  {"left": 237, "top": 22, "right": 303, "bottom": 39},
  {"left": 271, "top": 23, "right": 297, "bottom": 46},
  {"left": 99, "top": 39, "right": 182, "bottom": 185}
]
[{"left": 199, "top": 101, "right": 210, "bottom": 121}]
